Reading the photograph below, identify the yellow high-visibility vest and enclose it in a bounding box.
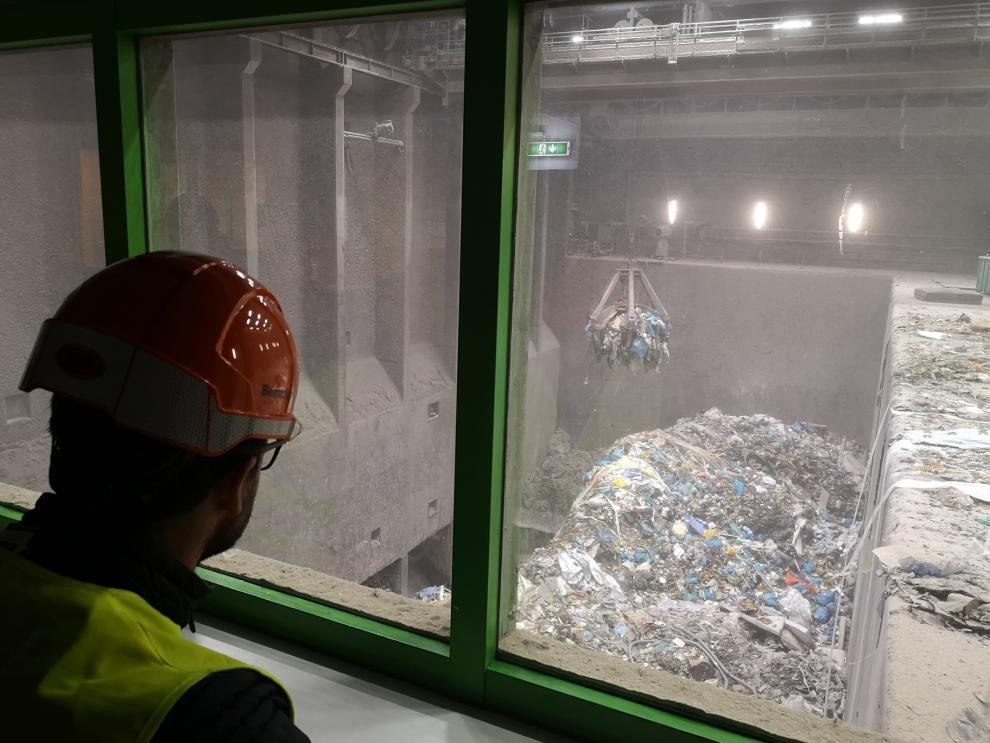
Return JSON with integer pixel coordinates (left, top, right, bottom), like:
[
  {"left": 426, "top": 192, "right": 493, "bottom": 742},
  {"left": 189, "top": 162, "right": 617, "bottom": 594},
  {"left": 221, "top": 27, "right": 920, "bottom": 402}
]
[{"left": 0, "top": 547, "right": 291, "bottom": 743}]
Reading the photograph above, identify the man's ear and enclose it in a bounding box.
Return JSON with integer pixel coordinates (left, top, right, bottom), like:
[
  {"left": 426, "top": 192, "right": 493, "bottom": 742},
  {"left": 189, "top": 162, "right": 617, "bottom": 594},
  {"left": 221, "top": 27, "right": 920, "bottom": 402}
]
[{"left": 213, "top": 456, "right": 259, "bottom": 517}]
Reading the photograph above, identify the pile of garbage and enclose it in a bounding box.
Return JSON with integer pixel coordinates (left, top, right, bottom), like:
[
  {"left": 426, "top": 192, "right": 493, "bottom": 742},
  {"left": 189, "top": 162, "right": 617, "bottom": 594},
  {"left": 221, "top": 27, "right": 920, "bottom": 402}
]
[
  {"left": 586, "top": 300, "right": 671, "bottom": 372},
  {"left": 514, "top": 409, "right": 865, "bottom": 718}
]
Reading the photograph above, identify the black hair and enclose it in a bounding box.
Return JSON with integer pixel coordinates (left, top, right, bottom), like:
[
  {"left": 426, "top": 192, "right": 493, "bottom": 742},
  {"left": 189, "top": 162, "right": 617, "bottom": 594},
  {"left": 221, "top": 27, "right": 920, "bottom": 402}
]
[{"left": 48, "top": 395, "right": 264, "bottom": 524}]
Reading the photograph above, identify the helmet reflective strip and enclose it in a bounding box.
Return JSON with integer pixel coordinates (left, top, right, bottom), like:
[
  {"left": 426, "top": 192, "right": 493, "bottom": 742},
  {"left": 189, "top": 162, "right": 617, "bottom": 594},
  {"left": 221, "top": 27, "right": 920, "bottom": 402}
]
[
  {"left": 208, "top": 399, "right": 296, "bottom": 453},
  {"left": 116, "top": 350, "right": 211, "bottom": 452},
  {"left": 20, "top": 319, "right": 297, "bottom": 456},
  {"left": 19, "top": 320, "right": 134, "bottom": 412}
]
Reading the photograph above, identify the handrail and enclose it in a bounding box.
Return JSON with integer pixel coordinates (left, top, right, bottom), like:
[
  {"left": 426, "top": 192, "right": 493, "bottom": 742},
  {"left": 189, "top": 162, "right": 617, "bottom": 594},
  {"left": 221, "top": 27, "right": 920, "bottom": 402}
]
[{"left": 544, "top": 3, "right": 990, "bottom": 63}]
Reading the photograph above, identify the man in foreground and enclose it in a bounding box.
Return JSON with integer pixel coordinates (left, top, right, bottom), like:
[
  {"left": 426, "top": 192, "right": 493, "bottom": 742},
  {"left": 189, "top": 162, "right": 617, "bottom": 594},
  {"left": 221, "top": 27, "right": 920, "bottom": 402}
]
[{"left": 0, "top": 252, "right": 311, "bottom": 742}]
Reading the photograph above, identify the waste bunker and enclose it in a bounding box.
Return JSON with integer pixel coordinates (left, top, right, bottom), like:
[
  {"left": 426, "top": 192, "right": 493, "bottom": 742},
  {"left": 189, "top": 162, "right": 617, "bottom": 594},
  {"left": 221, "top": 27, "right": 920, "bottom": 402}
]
[
  {"left": 506, "top": 251, "right": 990, "bottom": 741},
  {"left": 503, "top": 256, "right": 932, "bottom": 737}
]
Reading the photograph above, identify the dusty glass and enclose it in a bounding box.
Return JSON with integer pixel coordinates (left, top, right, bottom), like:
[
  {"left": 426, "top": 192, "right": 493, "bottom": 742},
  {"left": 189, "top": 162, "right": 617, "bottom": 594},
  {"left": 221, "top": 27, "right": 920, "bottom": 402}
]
[
  {"left": 501, "top": 3, "right": 990, "bottom": 741},
  {"left": 142, "top": 13, "right": 465, "bottom": 636},
  {"left": 0, "top": 45, "right": 104, "bottom": 501}
]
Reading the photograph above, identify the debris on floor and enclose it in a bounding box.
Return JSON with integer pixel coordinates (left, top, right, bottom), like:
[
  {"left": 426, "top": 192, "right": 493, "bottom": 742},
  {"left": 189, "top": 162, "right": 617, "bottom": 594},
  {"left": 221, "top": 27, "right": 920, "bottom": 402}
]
[
  {"left": 871, "top": 308, "right": 990, "bottom": 638},
  {"left": 947, "top": 684, "right": 990, "bottom": 743},
  {"left": 914, "top": 287, "right": 984, "bottom": 305},
  {"left": 514, "top": 409, "right": 864, "bottom": 718},
  {"left": 416, "top": 585, "right": 451, "bottom": 603},
  {"left": 892, "top": 572, "right": 990, "bottom": 635}
]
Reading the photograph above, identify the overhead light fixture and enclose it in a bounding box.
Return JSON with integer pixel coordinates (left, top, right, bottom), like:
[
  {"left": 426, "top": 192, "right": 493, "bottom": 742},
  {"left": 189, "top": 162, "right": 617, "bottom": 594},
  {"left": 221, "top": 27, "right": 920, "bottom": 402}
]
[
  {"left": 667, "top": 199, "right": 678, "bottom": 225},
  {"left": 571, "top": 34, "right": 585, "bottom": 43},
  {"left": 846, "top": 202, "right": 865, "bottom": 233},
  {"left": 752, "top": 201, "right": 768, "bottom": 230},
  {"left": 773, "top": 19, "right": 812, "bottom": 30},
  {"left": 859, "top": 13, "right": 903, "bottom": 25}
]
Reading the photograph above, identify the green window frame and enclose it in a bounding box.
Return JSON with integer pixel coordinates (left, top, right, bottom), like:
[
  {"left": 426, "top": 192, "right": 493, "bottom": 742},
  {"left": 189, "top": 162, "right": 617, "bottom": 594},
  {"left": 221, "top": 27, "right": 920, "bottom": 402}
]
[{"left": 0, "top": 2, "right": 761, "bottom": 740}]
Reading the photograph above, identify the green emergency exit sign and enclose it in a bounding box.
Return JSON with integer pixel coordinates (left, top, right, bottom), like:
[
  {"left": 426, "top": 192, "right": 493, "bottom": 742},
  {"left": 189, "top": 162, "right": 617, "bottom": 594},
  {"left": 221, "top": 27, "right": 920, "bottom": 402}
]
[{"left": 528, "top": 141, "right": 571, "bottom": 157}]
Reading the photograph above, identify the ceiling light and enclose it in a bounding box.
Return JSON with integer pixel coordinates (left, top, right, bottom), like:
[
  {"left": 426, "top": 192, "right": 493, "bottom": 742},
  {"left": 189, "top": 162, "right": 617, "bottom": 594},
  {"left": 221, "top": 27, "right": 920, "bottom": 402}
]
[
  {"left": 859, "top": 13, "right": 903, "bottom": 25},
  {"left": 752, "top": 201, "right": 768, "bottom": 230},
  {"left": 773, "top": 19, "right": 812, "bottom": 30},
  {"left": 846, "top": 202, "right": 865, "bottom": 233}
]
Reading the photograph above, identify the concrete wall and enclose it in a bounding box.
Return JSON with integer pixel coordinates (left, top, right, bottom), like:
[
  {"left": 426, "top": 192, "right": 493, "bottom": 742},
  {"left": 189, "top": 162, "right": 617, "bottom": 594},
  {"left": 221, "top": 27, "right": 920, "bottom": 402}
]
[
  {"left": 0, "top": 45, "right": 102, "bottom": 492},
  {"left": 521, "top": 330, "right": 561, "bottom": 477},
  {"left": 613, "top": 135, "right": 990, "bottom": 240},
  {"left": 845, "top": 304, "right": 893, "bottom": 731},
  {"left": 566, "top": 126, "right": 990, "bottom": 270},
  {"left": 548, "top": 257, "right": 891, "bottom": 452},
  {"left": 518, "top": 170, "right": 565, "bottom": 477},
  {"left": 162, "top": 34, "right": 462, "bottom": 587},
  {"left": 243, "top": 383, "right": 456, "bottom": 583}
]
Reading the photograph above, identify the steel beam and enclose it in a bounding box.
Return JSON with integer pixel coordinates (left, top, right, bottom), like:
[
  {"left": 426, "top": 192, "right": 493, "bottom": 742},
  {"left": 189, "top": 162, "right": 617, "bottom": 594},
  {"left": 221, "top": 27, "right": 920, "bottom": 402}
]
[
  {"left": 242, "top": 39, "right": 262, "bottom": 277},
  {"left": 343, "top": 130, "right": 405, "bottom": 147},
  {"left": 530, "top": 172, "right": 549, "bottom": 347},
  {"left": 401, "top": 86, "right": 420, "bottom": 400},
  {"left": 599, "top": 105, "right": 990, "bottom": 139},
  {"left": 334, "top": 66, "right": 352, "bottom": 426},
  {"left": 542, "top": 59, "right": 990, "bottom": 98},
  {"left": 248, "top": 30, "right": 446, "bottom": 96}
]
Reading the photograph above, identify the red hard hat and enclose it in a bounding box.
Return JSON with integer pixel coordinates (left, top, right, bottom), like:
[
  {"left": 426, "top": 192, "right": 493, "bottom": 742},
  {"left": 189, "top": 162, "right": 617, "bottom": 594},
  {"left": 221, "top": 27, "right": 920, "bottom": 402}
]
[{"left": 20, "top": 252, "right": 300, "bottom": 456}]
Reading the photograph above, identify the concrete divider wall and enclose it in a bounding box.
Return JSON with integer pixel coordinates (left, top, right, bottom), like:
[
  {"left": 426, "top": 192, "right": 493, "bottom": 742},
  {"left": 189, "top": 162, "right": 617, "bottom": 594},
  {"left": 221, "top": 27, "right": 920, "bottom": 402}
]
[
  {"left": 165, "top": 35, "right": 462, "bottom": 588},
  {"left": 521, "top": 328, "right": 561, "bottom": 477},
  {"left": 844, "top": 312, "right": 894, "bottom": 732}
]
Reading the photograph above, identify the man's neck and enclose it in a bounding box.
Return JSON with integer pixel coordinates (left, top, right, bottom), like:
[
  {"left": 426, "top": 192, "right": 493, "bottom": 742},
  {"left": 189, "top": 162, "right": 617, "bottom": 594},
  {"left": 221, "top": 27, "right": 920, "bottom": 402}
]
[{"left": 14, "top": 492, "right": 210, "bottom": 627}]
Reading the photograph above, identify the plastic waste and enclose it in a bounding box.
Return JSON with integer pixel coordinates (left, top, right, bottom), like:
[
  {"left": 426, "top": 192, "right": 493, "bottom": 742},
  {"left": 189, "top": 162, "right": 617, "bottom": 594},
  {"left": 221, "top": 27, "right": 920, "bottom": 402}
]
[
  {"left": 815, "top": 590, "right": 837, "bottom": 606},
  {"left": 416, "top": 585, "right": 451, "bottom": 602},
  {"left": 872, "top": 544, "right": 967, "bottom": 578},
  {"left": 781, "top": 588, "right": 814, "bottom": 629},
  {"left": 556, "top": 550, "right": 625, "bottom": 601}
]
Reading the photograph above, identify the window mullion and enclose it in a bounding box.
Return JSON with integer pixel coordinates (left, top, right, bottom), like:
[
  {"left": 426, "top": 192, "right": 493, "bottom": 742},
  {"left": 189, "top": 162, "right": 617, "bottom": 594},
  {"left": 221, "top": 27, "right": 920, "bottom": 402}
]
[
  {"left": 447, "top": 0, "right": 522, "bottom": 702},
  {"left": 93, "top": 27, "right": 147, "bottom": 264}
]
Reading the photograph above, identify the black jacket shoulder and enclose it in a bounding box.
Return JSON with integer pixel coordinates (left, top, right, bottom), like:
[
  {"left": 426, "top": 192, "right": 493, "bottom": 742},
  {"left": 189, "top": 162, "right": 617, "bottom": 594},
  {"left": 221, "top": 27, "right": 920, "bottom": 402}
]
[{"left": 152, "top": 668, "right": 311, "bottom": 743}]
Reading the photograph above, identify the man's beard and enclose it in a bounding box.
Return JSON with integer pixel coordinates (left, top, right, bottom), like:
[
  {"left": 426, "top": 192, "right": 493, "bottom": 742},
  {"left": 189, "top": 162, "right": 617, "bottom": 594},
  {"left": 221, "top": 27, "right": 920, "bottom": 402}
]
[{"left": 201, "top": 489, "right": 256, "bottom": 561}]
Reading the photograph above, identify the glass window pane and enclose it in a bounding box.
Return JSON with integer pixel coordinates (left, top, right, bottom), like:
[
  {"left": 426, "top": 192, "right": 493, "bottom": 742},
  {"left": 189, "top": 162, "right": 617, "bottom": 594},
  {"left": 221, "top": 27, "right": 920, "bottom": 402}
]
[
  {"left": 142, "top": 14, "right": 464, "bottom": 636},
  {"left": 0, "top": 45, "right": 104, "bottom": 504},
  {"left": 502, "top": 3, "right": 987, "bottom": 740}
]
